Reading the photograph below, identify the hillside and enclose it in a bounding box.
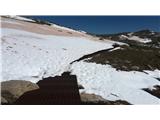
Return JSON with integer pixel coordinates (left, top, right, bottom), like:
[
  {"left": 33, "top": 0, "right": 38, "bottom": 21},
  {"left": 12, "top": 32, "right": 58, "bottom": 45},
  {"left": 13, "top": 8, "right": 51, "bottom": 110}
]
[
  {"left": 1, "top": 16, "right": 160, "bottom": 104},
  {"left": 97, "top": 29, "right": 160, "bottom": 48}
]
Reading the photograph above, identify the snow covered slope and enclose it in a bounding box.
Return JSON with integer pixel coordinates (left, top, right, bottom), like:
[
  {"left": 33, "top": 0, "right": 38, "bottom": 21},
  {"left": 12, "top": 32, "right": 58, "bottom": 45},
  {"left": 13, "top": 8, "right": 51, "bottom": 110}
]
[
  {"left": 1, "top": 16, "right": 160, "bottom": 104},
  {"left": 1, "top": 28, "right": 114, "bottom": 82},
  {"left": 70, "top": 61, "right": 160, "bottom": 104},
  {"left": 1, "top": 16, "right": 91, "bottom": 38},
  {"left": 7, "top": 15, "right": 35, "bottom": 22}
]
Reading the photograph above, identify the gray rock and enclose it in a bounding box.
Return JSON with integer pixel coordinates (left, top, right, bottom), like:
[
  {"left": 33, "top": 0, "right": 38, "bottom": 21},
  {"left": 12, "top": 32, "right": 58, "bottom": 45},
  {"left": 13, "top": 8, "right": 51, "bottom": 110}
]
[
  {"left": 105, "top": 60, "right": 110, "bottom": 64},
  {"left": 131, "top": 66, "right": 140, "bottom": 70},
  {"left": 122, "top": 65, "right": 128, "bottom": 70},
  {"left": 1, "top": 80, "right": 39, "bottom": 104}
]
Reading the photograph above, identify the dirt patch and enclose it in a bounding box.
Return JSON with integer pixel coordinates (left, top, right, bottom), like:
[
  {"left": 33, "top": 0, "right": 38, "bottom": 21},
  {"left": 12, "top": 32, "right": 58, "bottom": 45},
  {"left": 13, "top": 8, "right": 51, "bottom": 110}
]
[
  {"left": 70, "top": 47, "right": 114, "bottom": 64},
  {"left": 143, "top": 85, "right": 160, "bottom": 99},
  {"left": 1, "top": 17, "right": 92, "bottom": 38},
  {"left": 86, "top": 45, "right": 160, "bottom": 71}
]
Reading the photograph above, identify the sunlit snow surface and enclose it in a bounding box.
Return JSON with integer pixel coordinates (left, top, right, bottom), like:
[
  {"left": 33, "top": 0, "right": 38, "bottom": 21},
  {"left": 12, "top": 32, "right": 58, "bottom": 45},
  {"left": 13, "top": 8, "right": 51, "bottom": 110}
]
[
  {"left": 8, "top": 16, "right": 35, "bottom": 22},
  {"left": 1, "top": 27, "right": 160, "bottom": 104},
  {"left": 1, "top": 28, "right": 113, "bottom": 82},
  {"left": 70, "top": 61, "right": 160, "bottom": 104},
  {"left": 120, "top": 34, "right": 152, "bottom": 43}
]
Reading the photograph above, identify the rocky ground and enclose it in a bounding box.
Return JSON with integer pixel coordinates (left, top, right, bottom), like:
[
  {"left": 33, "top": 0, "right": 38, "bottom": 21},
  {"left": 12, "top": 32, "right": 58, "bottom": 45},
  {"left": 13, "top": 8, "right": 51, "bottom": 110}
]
[
  {"left": 97, "top": 29, "right": 160, "bottom": 48},
  {"left": 1, "top": 80, "right": 39, "bottom": 104},
  {"left": 1, "top": 16, "right": 159, "bottom": 105},
  {"left": 1, "top": 73, "right": 131, "bottom": 105}
]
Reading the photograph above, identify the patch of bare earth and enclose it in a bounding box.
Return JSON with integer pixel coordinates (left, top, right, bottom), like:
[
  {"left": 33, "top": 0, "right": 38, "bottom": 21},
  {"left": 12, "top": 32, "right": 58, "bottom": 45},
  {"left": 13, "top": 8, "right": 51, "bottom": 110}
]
[
  {"left": 85, "top": 45, "right": 160, "bottom": 71},
  {"left": 1, "top": 17, "right": 97, "bottom": 41},
  {"left": 143, "top": 85, "right": 160, "bottom": 99}
]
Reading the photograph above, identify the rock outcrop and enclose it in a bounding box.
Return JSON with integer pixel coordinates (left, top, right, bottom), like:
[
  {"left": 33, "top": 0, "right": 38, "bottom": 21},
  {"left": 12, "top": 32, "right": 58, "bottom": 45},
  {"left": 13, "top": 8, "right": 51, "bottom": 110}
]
[
  {"left": 1, "top": 80, "right": 39, "bottom": 104},
  {"left": 80, "top": 93, "right": 131, "bottom": 105}
]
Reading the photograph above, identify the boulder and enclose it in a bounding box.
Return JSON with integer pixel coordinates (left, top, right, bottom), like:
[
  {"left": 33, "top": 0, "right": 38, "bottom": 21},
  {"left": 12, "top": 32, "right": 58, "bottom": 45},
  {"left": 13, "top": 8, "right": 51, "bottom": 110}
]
[
  {"left": 80, "top": 93, "right": 108, "bottom": 104},
  {"left": 1, "top": 80, "right": 39, "bottom": 104},
  {"left": 80, "top": 93, "right": 131, "bottom": 105},
  {"left": 131, "top": 66, "right": 140, "bottom": 70}
]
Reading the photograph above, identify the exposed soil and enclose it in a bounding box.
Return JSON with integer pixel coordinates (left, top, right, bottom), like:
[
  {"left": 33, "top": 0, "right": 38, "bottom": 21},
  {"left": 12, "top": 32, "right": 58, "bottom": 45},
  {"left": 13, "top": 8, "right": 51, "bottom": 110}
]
[
  {"left": 143, "top": 85, "right": 160, "bottom": 99},
  {"left": 81, "top": 100, "right": 131, "bottom": 105},
  {"left": 70, "top": 47, "right": 114, "bottom": 64},
  {"left": 85, "top": 45, "right": 160, "bottom": 71},
  {"left": 1, "top": 16, "right": 92, "bottom": 38}
]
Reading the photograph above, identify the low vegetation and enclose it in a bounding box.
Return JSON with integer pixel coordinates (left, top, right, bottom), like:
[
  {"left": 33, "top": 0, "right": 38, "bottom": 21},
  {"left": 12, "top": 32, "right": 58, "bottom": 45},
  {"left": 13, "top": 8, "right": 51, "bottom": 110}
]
[
  {"left": 34, "top": 19, "right": 52, "bottom": 26},
  {"left": 86, "top": 45, "right": 160, "bottom": 71}
]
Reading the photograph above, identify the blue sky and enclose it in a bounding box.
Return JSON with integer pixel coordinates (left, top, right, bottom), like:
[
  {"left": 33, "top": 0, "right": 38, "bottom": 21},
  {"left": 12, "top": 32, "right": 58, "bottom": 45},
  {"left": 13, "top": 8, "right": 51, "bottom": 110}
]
[{"left": 27, "top": 16, "right": 160, "bottom": 34}]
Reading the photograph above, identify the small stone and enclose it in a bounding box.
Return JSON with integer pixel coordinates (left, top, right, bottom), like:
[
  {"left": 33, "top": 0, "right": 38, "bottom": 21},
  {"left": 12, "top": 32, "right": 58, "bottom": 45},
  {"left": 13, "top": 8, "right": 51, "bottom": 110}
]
[{"left": 131, "top": 66, "right": 140, "bottom": 70}]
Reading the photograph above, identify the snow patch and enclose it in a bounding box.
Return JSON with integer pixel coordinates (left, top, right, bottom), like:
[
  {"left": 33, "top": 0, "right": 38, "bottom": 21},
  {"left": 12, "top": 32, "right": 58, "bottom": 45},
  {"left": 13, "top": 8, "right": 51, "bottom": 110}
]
[
  {"left": 1, "top": 28, "right": 113, "bottom": 82},
  {"left": 1, "top": 19, "right": 23, "bottom": 25},
  {"left": 70, "top": 61, "right": 160, "bottom": 104},
  {"left": 119, "top": 35, "right": 128, "bottom": 39},
  {"left": 109, "top": 47, "right": 121, "bottom": 52},
  {"left": 8, "top": 16, "right": 35, "bottom": 22},
  {"left": 128, "top": 36, "right": 152, "bottom": 43},
  {"left": 51, "top": 24, "right": 86, "bottom": 35},
  {"left": 144, "top": 70, "right": 160, "bottom": 79},
  {"left": 119, "top": 34, "right": 152, "bottom": 43}
]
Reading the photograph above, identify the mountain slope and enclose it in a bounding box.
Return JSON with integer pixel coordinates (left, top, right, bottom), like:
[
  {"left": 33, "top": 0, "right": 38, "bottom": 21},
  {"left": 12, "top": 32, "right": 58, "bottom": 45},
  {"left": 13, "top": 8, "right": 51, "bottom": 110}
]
[
  {"left": 1, "top": 16, "right": 117, "bottom": 81},
  {"left": 1, "top": 16, "right": 160, "bottom": 104},
  {"left": 97, "top": 30, "right": 160, "bottom": 48}
]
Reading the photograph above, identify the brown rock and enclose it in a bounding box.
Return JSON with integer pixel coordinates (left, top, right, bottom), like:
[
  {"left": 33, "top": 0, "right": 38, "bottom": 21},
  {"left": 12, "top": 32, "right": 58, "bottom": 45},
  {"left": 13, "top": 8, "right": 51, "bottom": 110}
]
[
  {"left": 80, "top": 93, "right": 108, "bottom": 103},
  {"left": 80, "top": 93, "right": 131, "bottom": 105},
  {"left": 1, "top": 80, "right": 39, "bottom": 104}
]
